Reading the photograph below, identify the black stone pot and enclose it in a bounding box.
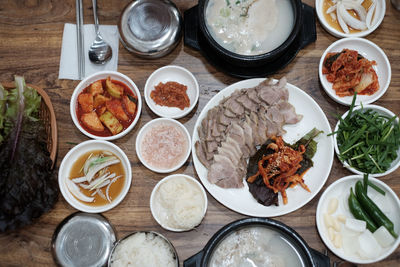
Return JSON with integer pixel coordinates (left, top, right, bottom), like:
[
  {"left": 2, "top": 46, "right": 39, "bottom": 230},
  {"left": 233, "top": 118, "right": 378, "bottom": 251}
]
[
  {"left": 184, "top": 0, "right": 317, "bottom": 78},
  {"left": 183, "top": 217, "right": 330, "bottom": 267}
]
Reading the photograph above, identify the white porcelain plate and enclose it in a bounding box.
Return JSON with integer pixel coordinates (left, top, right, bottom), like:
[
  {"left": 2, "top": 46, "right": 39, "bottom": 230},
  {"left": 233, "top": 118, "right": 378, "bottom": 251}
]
[
  {"left": 192, "top": 79, "right": 334, "bottom": 217},
  {"left": 319, "top": 38, "right": 391, "bottom": 106},
  {"left": 316, "top": 175, "right": 400, "bottom": 264}
]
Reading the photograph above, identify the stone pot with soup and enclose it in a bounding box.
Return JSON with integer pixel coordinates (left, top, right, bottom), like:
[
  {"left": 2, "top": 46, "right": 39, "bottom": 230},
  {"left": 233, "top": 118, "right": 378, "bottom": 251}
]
[
  {"left": 185, "top": 0, "right": 315, "bottom": 69},
  {"left": 183, "top": 217, "right": 330, "bottom": 267}
]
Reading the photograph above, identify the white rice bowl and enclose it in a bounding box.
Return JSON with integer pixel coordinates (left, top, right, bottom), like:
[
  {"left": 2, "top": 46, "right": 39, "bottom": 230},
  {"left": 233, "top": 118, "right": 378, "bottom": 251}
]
[{"left": 109, "top": 232, "right": 178, "bottom": 267}]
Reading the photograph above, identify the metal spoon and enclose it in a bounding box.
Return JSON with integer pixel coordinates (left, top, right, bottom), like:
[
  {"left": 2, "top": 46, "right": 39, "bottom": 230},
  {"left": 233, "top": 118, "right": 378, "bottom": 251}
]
[{"left": 88, "top": 0, "right": 112, "bottom": 64}]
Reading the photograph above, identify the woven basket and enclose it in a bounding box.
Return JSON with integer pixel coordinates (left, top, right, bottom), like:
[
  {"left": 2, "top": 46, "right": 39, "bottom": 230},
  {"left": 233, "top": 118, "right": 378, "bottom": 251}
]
[{"left": 2, "top": 82, "right": 57, "bottom": 167}]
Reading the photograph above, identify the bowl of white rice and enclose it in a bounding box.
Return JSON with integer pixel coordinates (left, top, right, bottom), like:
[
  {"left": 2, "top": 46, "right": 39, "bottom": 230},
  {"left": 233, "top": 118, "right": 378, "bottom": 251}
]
[
  {"left": 108, "top": 231, "right": 178, "bottom": 267},
  {"left": 150, "top": 174, "right": 208, "bottom": 232}
]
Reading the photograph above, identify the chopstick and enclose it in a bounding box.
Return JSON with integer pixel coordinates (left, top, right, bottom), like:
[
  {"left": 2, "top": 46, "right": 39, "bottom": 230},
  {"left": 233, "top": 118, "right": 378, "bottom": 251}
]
[{"left": 76, "top": 0, "right": 85, "bottom": 79}]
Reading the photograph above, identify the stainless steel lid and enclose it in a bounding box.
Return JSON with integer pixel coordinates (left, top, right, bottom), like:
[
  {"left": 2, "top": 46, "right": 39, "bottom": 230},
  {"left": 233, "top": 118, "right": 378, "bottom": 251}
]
[
  {"left": 51, "top": 212, "right": 116, "bottom": 267},
  {"left": 119, "top": 0, "right": 182, "bottom": 58}
]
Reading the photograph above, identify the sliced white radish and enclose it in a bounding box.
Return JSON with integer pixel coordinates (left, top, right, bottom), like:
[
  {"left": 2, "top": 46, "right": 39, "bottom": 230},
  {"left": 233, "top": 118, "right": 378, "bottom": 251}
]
[
  {"left": 338, "top": 3, "right": 367, "bottom": 30},
  {"left": 373, "top": 226, "right": 396, "bottom": 248},
  {"left": 343, "top": 1, "right": 367, "bottom": 22},
  {"left": 337, "top": 214, "right": 346, "bottom": 223},
  {"left": 88, "top": 172, "right": 115, "bottom": 191},
  {"left": 72, "top": 176, "right": 87, "bottom": 183},
  {"left": 334, "top": 233, "right": 342, "bottom": 248},
  {"left": 85, "top": 158, "right": 120, "bottom": 182},
  {"left": 324, "top": 213, "right": 334, "bottom": 228},
  {"left": 328, "top": 227, "right": 335, "bottom": 241},
  {"left": 328, "top": 198, "right": 339, "bottom": 214},
  {"left": 326, "top": 5, "right": 337, "bottom": 14},
  {"left": 343, "top": 234, "right": 360, "bottom": 256},
  {"left": 366, "top": 0, "right": 377, "bottom": 29},
  {"left": 332, "top": 217, "right": 342, "bottom": 232},
  {"left": 96, "top": 188, "right": 107, "bottom": 200},
  {"left": 66, "top": 178, "right": 94, "bottom": 203},
  {"left": 345, "top": 218, "right": 367, "bottom": 232},
  {"left": 358, "top": 230, "right": 382, "bottom": 259},
  {"left": 337, "top": 3, "right": 350, "bottom": 33},
  {"left": 106, "top": 175, "right": 122, "bottom": 202}
]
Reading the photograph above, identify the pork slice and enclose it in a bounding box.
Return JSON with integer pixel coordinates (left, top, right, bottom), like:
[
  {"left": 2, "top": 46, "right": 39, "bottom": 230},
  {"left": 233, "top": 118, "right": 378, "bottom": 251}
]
[
  {"left": 211, "top": 117, "right": 220, "bottom": 137},
  {"left": 241, "top": 121, "right": 256, "bottom": 155},
  {"left": 257, "top": 78, "right": 289, "bottom": 105},
  {"left": 195, "top": 141, "right": 211, "bottom": 168},
  {"left": 217, "top": 146, "right": 241, "bottom": 165},
  {"left": 246, "top": 88, "right": 262, "bottom": 104},
  {"left": 237, "top": 157, "right": 248, "bottom": 179},
  {"left": 206, "top": 140, "right": 218, "bottom": 153},
  {"left": 202, "top": 140, "right": 214, "bottom": 161},
  {"left": 236, "top": 93, "right": 258, "bottom": 113},
  {"left": 208, "top": 156, "right": 244, "bottom": 188},
  {"left": 276, "top": 100, "right": 303, "bottom": 124},
  {"left": 247, "top": 114, "right": 263, "bottom": 146},
  {"left": 205, "top": 116, "right": 214, "bottom": 141},
  {"left": 224, "top": 98, "right": 245, "bottom": 116},
  {"left": 265, "top": 116, "right": 282, "bottom": 137},
  {"left": 256, "top": 115, "right": 269, "bottom": 144},
  {"left": 266, "top": 105, "right": 285, "bottom": 124},
  {"left": 218, "top": 112, "right": 232, "bottom": 126},
  {"left": 217, "top": 123, "right": 227, "bottom": 133},
  {"left": 224, "top": 107, "right": 237, "bottom": 118},
  {"left": 220, "top": 141, "right": 241, "bottom": 161},
  {"left": 222, "top": 137, "right": 242, "bottom": 159}
]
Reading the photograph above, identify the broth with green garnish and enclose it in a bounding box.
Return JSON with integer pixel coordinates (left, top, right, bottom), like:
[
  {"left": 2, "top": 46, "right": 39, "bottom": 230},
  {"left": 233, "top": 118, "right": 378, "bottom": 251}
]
[
  {"left": 205, "top": 0, "right": 294, "bottom": 56},
  {"left": 69, "top": 150, "right": 125, "bottom": 206}
]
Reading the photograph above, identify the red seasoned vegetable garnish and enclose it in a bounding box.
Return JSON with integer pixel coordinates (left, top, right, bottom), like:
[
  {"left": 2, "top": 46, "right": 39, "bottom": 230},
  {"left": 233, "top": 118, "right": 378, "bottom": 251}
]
[
  {"left": 323, "top": 49, "right": 379, "bottom": 97},
  {"left": 150, "top": 81, "right": 190, "bottom": 110}
]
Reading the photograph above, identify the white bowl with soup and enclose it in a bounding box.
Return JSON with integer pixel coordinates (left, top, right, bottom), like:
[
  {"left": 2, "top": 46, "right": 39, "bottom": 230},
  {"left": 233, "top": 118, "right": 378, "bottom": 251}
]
[
  {"left": 197, "top": 0, "right": 304, "bottom": 67},
  {"left": 58, "top": 140, "right": 132, "bottom": 213}
]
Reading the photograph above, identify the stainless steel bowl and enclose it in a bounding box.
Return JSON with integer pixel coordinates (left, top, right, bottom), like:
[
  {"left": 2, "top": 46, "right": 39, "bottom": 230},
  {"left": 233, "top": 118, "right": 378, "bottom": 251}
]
[{"left": 118, "top": 0, "right": 182, "bottom": 58}]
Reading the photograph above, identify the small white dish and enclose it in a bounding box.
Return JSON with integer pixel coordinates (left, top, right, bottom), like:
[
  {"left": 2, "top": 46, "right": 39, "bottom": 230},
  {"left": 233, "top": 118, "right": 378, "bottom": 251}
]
[
  {"left": 135, "top": 118, "right": 191, "bottom": 173},
  {"left": 150, "top": 174, "right": 208, "bottom": 232},
  {"left": 70, "top": 71, "right": 142, "bottom": 141},
  {"left": 316, "top": 0, "right": 386, "bottom": 38},
  {"left": 319, "top": 37, "right": 391, "bottom": 106},
  {"left": 58, "top": 140, "right": 132, "bottom": 213},
  {"left": 333, "top": 104, "right": 400, "bottom": 177},
  {"left": 144, "top": 65, "right": 199, "bottom": 119},
  {"left": 316, "top": 175, "right": 400, "bottom": 264}
]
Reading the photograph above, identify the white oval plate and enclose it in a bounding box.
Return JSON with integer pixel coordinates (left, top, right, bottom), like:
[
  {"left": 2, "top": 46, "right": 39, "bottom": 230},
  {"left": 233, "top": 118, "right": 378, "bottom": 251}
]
[
  {"left": 192, "top": 79, "right": 334, "bottom": 217},
  {"left": 144, "top": 65, "right": 199, "bottom": 119},
  {"left": 319, "top": 38, "right": 391, "bottom": 106},
  {"left": 316, "top": 175, "right": 400, "bottom": 264}
]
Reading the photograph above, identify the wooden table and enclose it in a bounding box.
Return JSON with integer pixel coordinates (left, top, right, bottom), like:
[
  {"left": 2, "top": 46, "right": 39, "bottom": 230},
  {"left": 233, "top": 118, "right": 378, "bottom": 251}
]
[{"left": 0, "top": 0, "right": 399, "bottom": 266}]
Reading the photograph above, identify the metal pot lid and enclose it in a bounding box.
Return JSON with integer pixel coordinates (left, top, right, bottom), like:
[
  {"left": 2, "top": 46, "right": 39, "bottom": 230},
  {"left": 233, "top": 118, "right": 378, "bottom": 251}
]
[
  {"left": 51, "top": 212, "right": 116, "bottom": 267},
  {"left": 119, "top": 0, "right": 182, "bottom": 58}
]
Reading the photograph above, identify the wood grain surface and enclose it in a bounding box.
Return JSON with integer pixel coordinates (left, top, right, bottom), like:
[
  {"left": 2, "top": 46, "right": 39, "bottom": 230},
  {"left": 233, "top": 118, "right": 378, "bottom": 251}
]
[{"left": 0, "top": 0, "right": 399, "bottom": 266}]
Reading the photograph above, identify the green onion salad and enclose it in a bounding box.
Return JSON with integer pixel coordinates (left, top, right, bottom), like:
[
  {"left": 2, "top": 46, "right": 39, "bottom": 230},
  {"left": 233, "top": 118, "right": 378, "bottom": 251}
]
[{"left": 330, "top": 94, "right": 400, "bottom": 174}]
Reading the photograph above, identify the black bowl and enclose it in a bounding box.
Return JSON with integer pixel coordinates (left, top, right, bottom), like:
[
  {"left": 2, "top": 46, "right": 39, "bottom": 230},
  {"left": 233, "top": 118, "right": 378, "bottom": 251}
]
[
  {"left": 184, "top": 217, "right": 330, "bottom": 267},
  {"left": 197, "top": 0, "right": 302, "bottom": 67}
]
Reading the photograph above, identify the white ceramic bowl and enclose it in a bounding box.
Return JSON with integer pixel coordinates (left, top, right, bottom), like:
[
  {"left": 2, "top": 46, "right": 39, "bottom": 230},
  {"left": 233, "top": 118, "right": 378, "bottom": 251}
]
[
  {"left": 144, "top": 65, "right": 199, "bottom": 119},
  {"left": 319, "top": 37, "right": 391, "bottom": 106},
  {"left": 58, "top": 140, "right": 132, "bottom": 213},
  {"left": 135, "top": 118, "right": 191, "bottom": 173},
  {"left": 316, "top": 0, "right": 386, "bottom": 38},
  {"left": 316, "top": 175, "right": 400, "bottom": 264},
  {"left": 333, "top": 104, "right": 400, "bottom": 177},
  {"left": 150, "top": 174, "right": 208, "bottom": 232},
  {"left": 70, "top": 71, "right": 142, "bottom": 140}
]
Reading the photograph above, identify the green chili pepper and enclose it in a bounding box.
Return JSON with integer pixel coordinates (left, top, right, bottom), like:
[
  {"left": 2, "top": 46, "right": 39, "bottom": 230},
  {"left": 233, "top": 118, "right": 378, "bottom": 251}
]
[
  {"left": 355, "top": 181, "right": 398, "bottom": 238},
  {"left": 348, "top": 187, "right": 377, "bottom": 233}
]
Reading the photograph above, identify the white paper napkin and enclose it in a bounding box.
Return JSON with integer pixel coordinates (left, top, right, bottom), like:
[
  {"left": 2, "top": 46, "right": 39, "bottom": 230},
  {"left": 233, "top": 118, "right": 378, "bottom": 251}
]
[{"left": 59, "top": 23, "right": 119, "bottom": 80}]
